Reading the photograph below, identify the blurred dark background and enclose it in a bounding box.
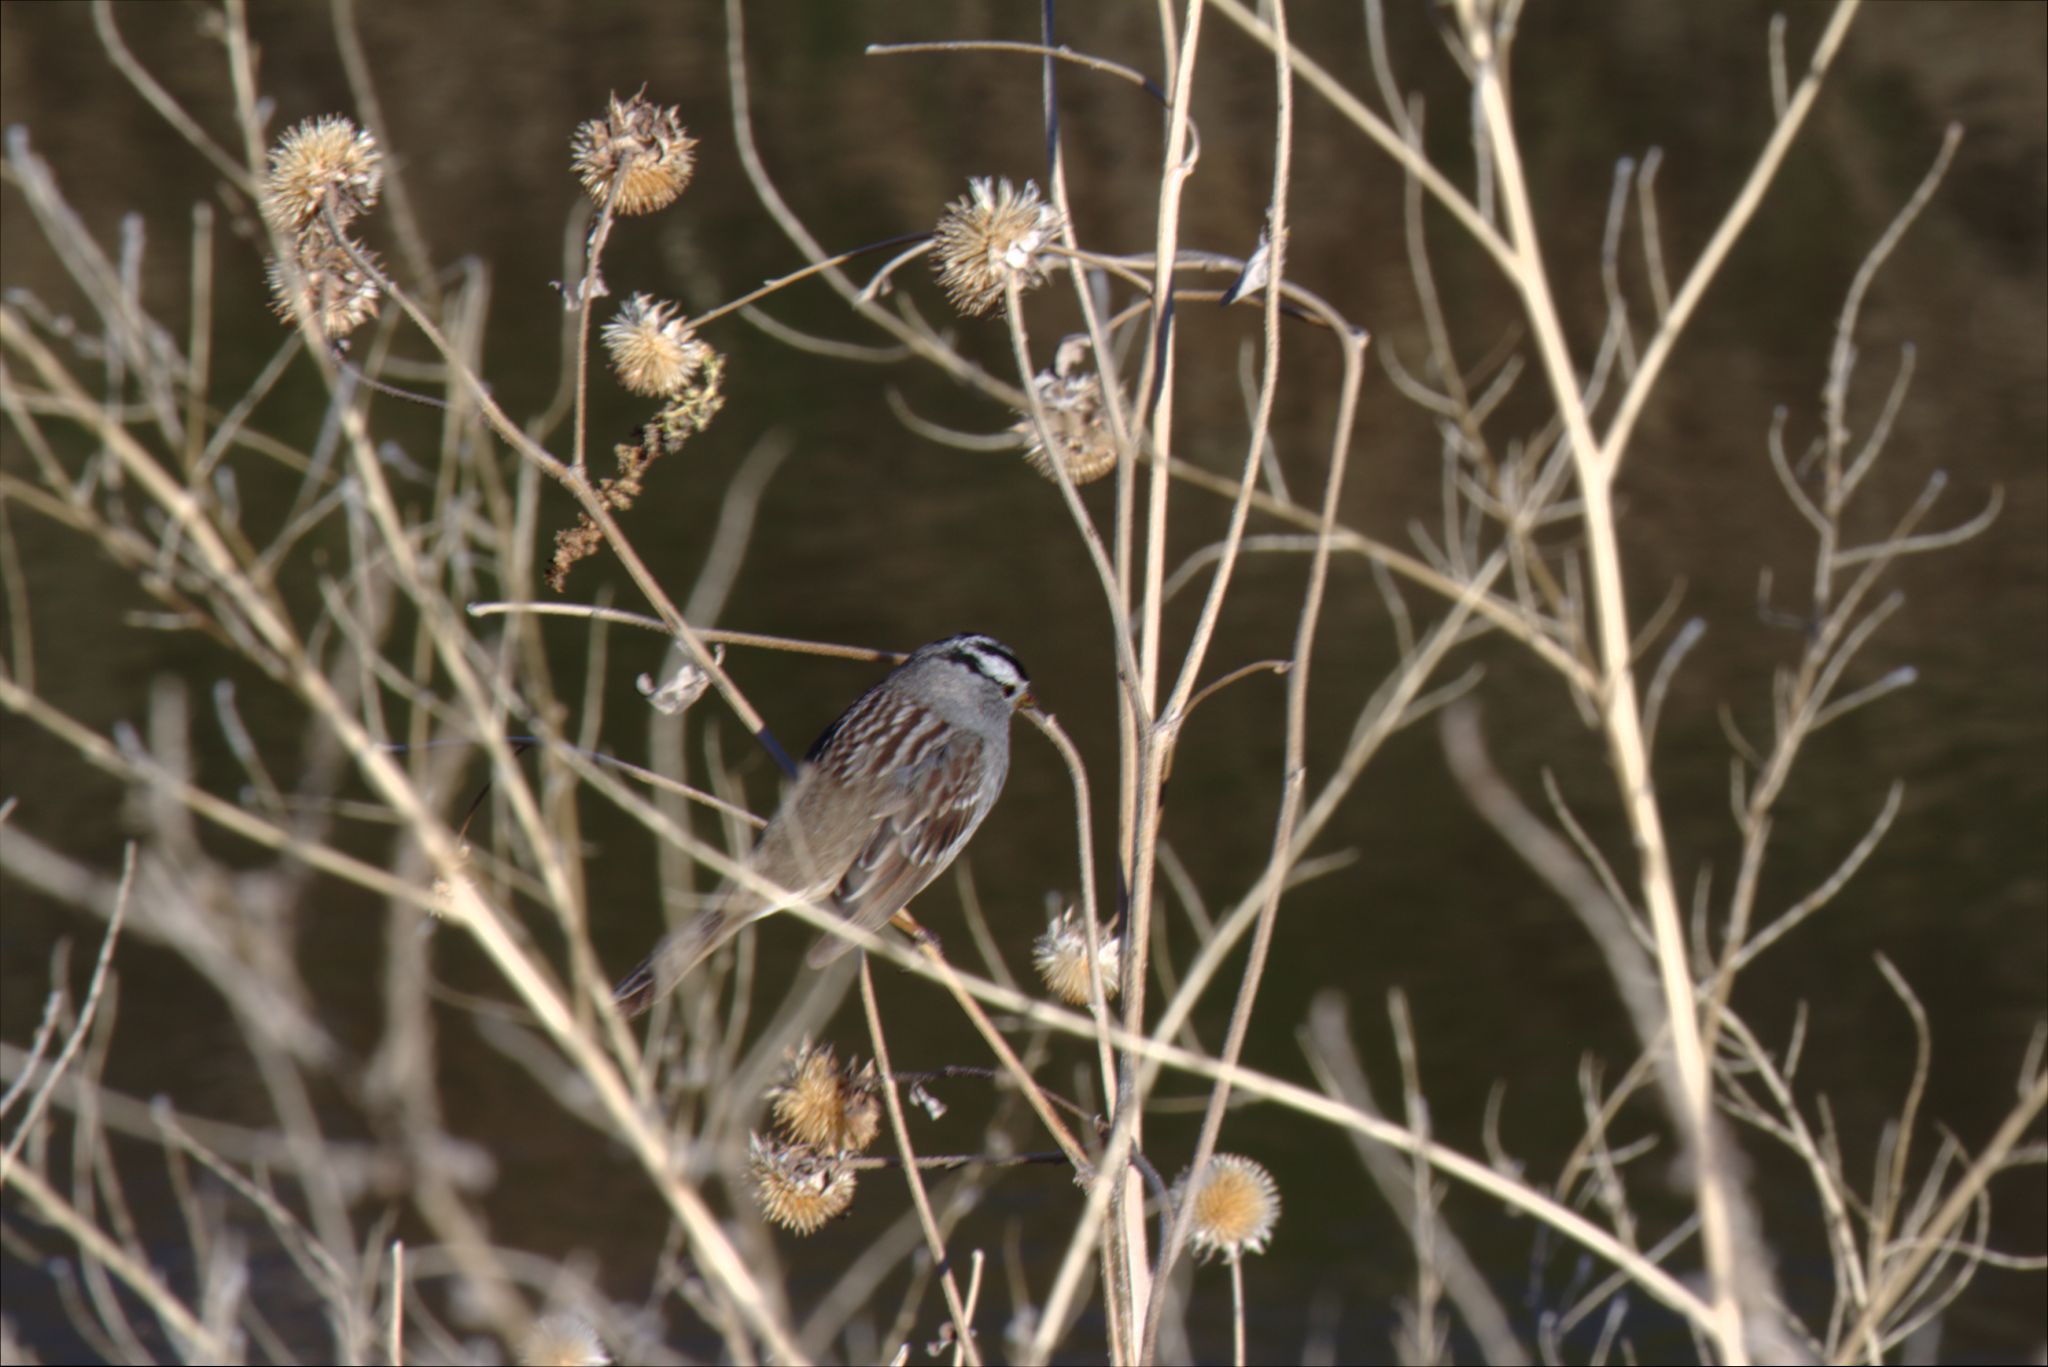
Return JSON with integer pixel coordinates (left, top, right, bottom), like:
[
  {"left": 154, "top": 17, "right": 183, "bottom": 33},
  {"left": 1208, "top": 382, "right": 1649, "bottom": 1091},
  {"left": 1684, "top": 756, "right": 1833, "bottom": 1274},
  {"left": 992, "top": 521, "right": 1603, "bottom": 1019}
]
[{"left": 2, "top": 2, "right": 2042, "bottom": 1361}]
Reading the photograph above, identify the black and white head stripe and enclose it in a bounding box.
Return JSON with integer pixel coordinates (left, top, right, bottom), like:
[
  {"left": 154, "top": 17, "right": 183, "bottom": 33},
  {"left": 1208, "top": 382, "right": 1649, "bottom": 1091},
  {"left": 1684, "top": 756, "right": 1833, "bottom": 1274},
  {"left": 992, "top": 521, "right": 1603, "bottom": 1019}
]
[{"left": 924, "top": 633, "right": 1030, "bottom": 700}]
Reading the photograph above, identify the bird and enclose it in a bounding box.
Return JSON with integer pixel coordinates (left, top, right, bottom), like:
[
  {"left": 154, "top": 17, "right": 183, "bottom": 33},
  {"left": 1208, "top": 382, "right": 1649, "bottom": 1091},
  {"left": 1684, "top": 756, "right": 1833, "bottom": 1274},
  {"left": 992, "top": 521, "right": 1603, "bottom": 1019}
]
[{"left": 614, "top": 633, "right": 1032, "bottom": 1018}]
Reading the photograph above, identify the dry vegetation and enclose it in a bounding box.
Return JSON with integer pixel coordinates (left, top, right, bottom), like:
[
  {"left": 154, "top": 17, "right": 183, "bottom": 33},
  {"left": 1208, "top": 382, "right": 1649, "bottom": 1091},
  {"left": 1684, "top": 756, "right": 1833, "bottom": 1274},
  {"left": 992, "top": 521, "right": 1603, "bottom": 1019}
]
[{"left": 2, "top": 1, "right": 2041, "bottom": 1364}]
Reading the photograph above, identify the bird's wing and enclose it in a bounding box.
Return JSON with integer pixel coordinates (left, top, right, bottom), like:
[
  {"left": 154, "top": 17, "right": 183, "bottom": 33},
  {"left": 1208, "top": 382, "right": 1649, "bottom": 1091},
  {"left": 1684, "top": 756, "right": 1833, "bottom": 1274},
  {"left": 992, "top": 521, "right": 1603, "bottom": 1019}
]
[{"left": 804, "top": 729, "right": 992, "bottom": 967}]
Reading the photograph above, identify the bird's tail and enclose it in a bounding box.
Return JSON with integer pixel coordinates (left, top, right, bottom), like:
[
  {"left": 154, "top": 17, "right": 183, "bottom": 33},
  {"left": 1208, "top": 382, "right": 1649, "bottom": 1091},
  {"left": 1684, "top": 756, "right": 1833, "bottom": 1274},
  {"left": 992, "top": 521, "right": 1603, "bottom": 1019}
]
[{"left": 612, "top": 904, "right": 752, "bottom": 1019}]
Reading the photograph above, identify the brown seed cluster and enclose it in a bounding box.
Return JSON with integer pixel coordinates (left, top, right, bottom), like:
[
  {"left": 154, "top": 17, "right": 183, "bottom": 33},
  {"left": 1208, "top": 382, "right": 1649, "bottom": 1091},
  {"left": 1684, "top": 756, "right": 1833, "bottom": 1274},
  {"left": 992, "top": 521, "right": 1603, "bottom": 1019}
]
[
  {"left": 602, "top": 294, "right": 711, "bottom": 397},
  {"left": 1031, "top": 904, "right": 1122, "bottom": 1006},
  {"left": 745, "top": 1042, "right": 885, "bottom": 1235},
  {"left": 260, "top": 116, "right": 383, "bottom": 340},
  {"left": 264, "top": 232, "right": 381, "bottom": 341},
  {"left": 748, "top": 1132, "right": 858, "bottom": 1236},
  {"left": 769, "top": 1042, "right": 882, "bottom": 1154},
  {"left": 931, "top": 177, "right": 1063, "bottom": 316},
  {"left": 1014, "top": 334, "right": 1122, "bottom": 486},
  {"left": 1175, "top": 1153, "right": 1281, "bottom": 1263},
  {"left": 262, "top": 115, "right": 383, "bottom": 231},
  {"left": 572, "top": 91, "right": 697, "bottom": 216}
]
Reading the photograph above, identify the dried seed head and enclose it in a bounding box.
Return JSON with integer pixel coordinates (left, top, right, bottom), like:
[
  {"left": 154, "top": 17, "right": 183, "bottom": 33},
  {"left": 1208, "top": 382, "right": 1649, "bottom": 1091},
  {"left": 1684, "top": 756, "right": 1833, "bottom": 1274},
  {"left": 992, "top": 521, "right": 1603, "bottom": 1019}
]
[
  {"left": 1032, "top": 905, "right": 1121, "bottom": 1006},
  {"left": 1175, "top": 1153, "right": 1281, "bottom": 1263},
  {"left": 601, "top": 294, "right": 709, "bottom": 397},
  {"left": 262, "top": 115, "right": 382, "bottom": 231},
  {"left": 517, "top": 1313, "right": 611, "bottom": 1367},
  {"left": 1014, "top": 334, "right": 1121, "bottom": 486},
  {"left": 932, "top": 177, "right": 1063, "bottom": 316},
  {"left": 572, "top": 92, "right": 697, "bottom": 215},
  {"left": 749, "top": 1133, "right": 857, "bottom": 1235},
  {"left": 769, "top": 1042, "right": 882, "bottom": 1154},
  {"left": 266, "top": 227, "right": 381, "bottom": 340}
]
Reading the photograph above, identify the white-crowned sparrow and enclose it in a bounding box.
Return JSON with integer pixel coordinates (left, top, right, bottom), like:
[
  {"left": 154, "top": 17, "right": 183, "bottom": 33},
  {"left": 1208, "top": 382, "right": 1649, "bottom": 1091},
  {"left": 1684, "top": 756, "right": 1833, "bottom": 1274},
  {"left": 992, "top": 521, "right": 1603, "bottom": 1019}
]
[{"left": 615, "top": 633, "right": 1032, "bottom": 1017}]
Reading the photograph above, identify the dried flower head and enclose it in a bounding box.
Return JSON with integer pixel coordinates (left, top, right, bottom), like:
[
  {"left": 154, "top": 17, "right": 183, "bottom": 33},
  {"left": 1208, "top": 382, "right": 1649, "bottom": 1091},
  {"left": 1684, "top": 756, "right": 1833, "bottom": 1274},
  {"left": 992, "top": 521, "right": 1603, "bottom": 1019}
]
[
  {"left": 749, "top": 1133, "right": 857, "bottom": 1235},
  {"left": 769, "top": 1042, "right": 882, "bottom": 1153},
  {"left": 932, "top": 177, "right": 1063, "bottom": 316},
  {"left": 1014, "top": 334, "right": 1122, "bottom": 486},
  {"left": 266, "top": 227, "right": 381, "bottom": 340},
  {"left": 572, "top": 92, "right": 697, "bottom": 215},
  {"left": 1175, "top": 1154, "right": 1281, "bottom": 1263},
  {"left": 262, "top": 115, "right": 382, "bottom": 231},
  {"left": 602, "top": 294, "right": 710, "bottom": 396},
  {"left": 517, "top": 1313, "right": 611, "bottom": 1367},
  {"left": 1032, "top": 905, "right": 1121, "bottom": 1006}
]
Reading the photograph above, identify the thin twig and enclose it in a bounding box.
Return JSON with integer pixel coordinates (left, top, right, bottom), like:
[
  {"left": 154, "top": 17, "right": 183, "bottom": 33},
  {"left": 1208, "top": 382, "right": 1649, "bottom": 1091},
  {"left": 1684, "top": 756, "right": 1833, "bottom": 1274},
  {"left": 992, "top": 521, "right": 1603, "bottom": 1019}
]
[{"left": 860, "top": 960, "right": 981, "bottom": 1367}]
